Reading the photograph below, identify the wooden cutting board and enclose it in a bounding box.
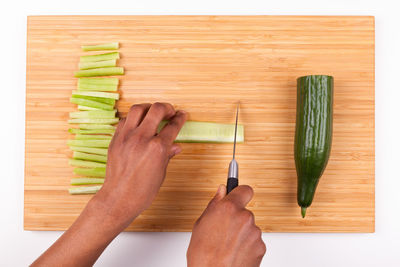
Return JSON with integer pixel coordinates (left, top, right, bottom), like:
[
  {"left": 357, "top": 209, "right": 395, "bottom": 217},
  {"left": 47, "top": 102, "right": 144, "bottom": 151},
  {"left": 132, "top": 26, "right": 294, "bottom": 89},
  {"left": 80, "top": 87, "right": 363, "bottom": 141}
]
[{"left": 25, "top": 16, "right": 375, "bottom": 232}]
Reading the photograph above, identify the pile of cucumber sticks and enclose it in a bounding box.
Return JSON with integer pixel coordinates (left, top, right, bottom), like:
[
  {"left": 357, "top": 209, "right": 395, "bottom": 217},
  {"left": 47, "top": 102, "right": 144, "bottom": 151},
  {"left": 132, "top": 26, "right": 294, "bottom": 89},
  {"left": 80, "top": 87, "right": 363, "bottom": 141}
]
[{"left": 68, "top": 42, "right": 123, "bottom": 194}]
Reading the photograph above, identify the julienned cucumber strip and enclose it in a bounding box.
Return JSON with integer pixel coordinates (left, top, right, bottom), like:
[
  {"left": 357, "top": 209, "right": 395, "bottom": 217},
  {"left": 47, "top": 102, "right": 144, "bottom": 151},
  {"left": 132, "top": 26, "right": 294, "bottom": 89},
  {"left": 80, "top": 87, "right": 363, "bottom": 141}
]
[
  {"left": 80, "top": 52, "right": 120, "bottom": 63},
  {"left": 79, "top": 124, "right": 116, "bottom": 130},
  {"left": 69, "top": 128, "right": 116, "bottom": 134},
  {"left": 68, "top": 118, "right": 119, "bottom": 124},
  {"left": 67, "top": 139, "right": 111, "bottom": 148},
  {"left": 70, "top": 98, "right": 114, "bottom": 111},
  {"left": 72, "top": 95, "right": 115, "bottom": 105},
  {"left": 75, "top": 134, "right": 113, "bottom": 140},
  {"left": 72, "top": 91, "right": 119, "bottom": 100},
  {"left": 81, "top": 42, "right": 119, "bottom": 51},
  {"left": 69, "top": 185, "right": 102, "bottom": 195},
  {"left": 79, "top": 59, "right": 117, "bottom": 70},
  {"left": 69, "top": 146, "right": 108, "bottom": 156},
  {"left": 74, "top": 67, "right": 124, "bottom": 78},
  {"left": 69, "top": 110, "right": 116, "bottom": 119},
  {"left": 158, "top": 121, "right": 245, "bottom": 143},
  {"left": 73, "top": 151, "right": 108, "bottom": 163},
  {"left": 78, "top": 83, "right": 118, "bottom": 92},
  {"left": 69, "top": 159, "right": 106, "bottom": 168},
  {"left": 78, "top": 78, "right": 119, "bottom": 86},
  {"left": 78, "top": 105, "right": 102, "bottom": 111},
  {"left": 74, "top": 167, "right": 106, "bottom": 177},
  {"left": 71, "top": 178, "right": 105, "bottom": 185}
]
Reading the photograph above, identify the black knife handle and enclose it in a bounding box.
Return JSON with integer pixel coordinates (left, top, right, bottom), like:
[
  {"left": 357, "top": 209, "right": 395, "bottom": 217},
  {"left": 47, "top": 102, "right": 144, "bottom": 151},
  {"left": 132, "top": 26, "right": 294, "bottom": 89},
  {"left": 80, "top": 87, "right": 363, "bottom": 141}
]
[{"left": 226, "top": 177, "right": 238, "bottom": 194}]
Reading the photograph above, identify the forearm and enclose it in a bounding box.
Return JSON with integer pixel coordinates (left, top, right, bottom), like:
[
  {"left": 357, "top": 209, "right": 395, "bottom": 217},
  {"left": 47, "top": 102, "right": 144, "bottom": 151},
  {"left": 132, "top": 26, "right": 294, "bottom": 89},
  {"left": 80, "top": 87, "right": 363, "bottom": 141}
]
[{"left": 32, "top": 189, "right": 140, "bottom": 267}]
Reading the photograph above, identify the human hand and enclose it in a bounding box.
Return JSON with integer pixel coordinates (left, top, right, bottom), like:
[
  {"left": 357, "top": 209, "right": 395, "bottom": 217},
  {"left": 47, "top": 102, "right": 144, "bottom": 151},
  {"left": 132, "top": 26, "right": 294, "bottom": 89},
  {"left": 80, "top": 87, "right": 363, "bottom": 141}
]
[
  {"left": 187, "top": 185, "right": 266, "bottom": 267},
  {"left": 95, "top": 103, "right": 187, "bottom": 230}
]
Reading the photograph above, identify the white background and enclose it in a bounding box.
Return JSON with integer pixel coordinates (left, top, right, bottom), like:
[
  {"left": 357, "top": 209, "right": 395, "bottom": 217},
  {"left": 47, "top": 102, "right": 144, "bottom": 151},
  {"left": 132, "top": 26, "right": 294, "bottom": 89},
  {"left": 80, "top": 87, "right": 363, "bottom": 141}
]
[{"left": 1, "top": 0, "right": 399, "bottom": 266}]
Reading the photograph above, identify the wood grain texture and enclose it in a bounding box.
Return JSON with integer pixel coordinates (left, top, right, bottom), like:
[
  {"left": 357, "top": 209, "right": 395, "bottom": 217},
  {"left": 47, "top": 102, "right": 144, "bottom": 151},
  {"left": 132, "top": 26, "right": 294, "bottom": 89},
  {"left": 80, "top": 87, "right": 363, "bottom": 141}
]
[{"left": 25, "top": 16, "right": 375, "bottom": 232}]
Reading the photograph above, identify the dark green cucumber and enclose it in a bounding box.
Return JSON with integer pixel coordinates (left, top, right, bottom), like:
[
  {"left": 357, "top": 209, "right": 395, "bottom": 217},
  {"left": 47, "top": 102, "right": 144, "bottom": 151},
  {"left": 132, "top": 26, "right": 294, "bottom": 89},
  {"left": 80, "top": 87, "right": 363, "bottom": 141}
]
[{"left": 294, "top": 75, "right": 333, "bottom": 218}]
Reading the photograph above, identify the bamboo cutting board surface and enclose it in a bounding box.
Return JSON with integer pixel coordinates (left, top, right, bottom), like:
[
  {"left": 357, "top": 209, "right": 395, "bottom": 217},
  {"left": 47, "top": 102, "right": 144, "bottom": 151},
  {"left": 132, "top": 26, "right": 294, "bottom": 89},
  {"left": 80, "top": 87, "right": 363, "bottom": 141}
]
[{"left": 25, "top": 16, "right": 375, "bottom": 232}]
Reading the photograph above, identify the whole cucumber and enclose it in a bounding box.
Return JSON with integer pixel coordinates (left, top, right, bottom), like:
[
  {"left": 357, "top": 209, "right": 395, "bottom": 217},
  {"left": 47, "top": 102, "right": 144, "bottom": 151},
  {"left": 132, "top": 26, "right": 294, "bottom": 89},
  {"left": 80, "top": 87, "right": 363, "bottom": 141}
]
[{"left": 294, "top": 75, "right": 333, "bottom": 218}]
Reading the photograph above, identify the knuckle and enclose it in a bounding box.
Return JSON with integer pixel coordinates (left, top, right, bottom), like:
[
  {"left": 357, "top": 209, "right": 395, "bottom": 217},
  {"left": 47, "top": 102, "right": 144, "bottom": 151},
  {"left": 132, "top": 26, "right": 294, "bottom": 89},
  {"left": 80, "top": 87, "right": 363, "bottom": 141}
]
[
  {"left": 258, "top": 241, "right": 267, "bottom": 256},
  {"left": 220, "top": 200, "right": 237, "bottom": 213},
  {"left": 240, "top": 210, "right": 254, "bottom": 224},
  {"left": 149, "top": 137, "right": 166, "bottom": 154},
  {"left": 152, "top": 102, "right": 165, "bottom": 113}
]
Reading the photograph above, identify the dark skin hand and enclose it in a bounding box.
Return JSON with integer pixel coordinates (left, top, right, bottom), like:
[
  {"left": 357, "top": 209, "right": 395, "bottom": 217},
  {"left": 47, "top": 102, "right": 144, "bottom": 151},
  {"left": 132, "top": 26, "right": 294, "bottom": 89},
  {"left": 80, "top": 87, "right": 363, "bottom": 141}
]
[{"left": 32, "top": 103, "right": 266, "bottom": 267}]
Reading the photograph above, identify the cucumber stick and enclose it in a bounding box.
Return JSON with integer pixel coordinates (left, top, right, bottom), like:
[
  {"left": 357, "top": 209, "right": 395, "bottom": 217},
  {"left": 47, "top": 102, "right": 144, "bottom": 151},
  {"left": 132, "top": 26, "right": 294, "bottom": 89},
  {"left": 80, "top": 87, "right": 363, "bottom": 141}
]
[
  {"left": 68, "top": 118, "right": 119, "bottom": 124},
  {"left": 69, "top": 159, "right": 106, "bottom": 168},
  {"left": 79, "top": 124, "right": 116, "bottom": 130},
  {"left": 69, "top": 146, "right": 108, "bottom": 156},
  {"left": 69, "top": 185, "right": 102, "bottom": 195},
  {"left": 70, "top": 98, "right": 114, "bottom": 111},
  {"left": 80, "top": 52, "right": 120, "bottom": 62},
  {"left": 78, "top": 83, "right": 118, "bottom": 92},
  {"left": 69, "top": 128, "right": 115, "bottom": 134},
  {"left": 74, "top": 167, "right": 106, "bottom": 177},
  {"left": 78, "top": 105, "right": 102, "bottom": 111},
  {"left": 75, "top": 134, "right": 112, "bottom": 140},
  {"left": 81, "top": 42, "right": 119, "bottom": 51},
  {"left": 73, "top": 151, "right": 108, "bottom": 163},
  {"left": 295, "top": 75, "right": 333, "bottom": 218},
  {"left": 159, "top": 121, "right": 244, "bottom": 143},
  {"left": 74, "top": 67, "right": 124, "bottom": 78},
  {"left": 69, "top": 110, "right": 116, "bottom": 119},
  {"left": 79, "top": 59, "right": 117, "bottom": 70},
  {"left": 72, "top": 91, "right": 119, "bottom": 100},
  {"left": 78, "top": 78, "right": 119, "bottom": 86},
  {"left": 71, "top": 178, "right": 105, "bottom": 185},
  {"left": 67, "top": 139, "right": 111, "bottom": 148},
  {"left": 72, "top": 95, "right": 115, "bottom": 105}
]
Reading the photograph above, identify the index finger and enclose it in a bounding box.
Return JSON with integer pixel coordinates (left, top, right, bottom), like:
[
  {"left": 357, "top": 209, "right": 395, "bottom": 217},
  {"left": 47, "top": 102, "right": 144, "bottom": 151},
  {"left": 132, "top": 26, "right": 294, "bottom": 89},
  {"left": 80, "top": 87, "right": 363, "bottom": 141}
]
[
  {"left": 158, "top": 110, "right": 187, "bottom": 143},
  {"left": 224, "top": 185, "right": 254, "bottom": 208},
  {"left": 139, "top": 102, "right": 176, "bottom": 136}
]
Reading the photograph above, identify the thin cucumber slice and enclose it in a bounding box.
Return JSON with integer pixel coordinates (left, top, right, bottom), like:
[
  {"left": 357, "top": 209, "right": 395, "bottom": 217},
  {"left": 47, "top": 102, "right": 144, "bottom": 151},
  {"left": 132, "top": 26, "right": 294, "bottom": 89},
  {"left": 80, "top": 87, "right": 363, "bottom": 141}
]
[
  {"left": 69, "top": 159, "right": 106, "bottom": 168},
  {"left": 69, "top": 110, "right": 116, "bottom": 119},
  {"left": 78, "top": 78, "right": 119, "bottom": 86},
  {"left": 72, "top": 91, "right": 119, "bottom": 100},
  {"left": 79, "top": 59, "right": 117, "bottom": 70},
  {"left": 75, "top": 134, "right": 112, "bottom": 140},
  {"left": 78, "top": 105, "right": 102, "bottom": 111},
  {"left": 80, "top": 52, "right": 120, "bottom": 62},
  {"left": 73, "top": 151, "right": 108, "bottom": 163},
  {"left": 74, "top": 167, "right": 106, "bottom": 177},
  {"left": 78, "top": 83, "right": 118, "bottom": 92},
  {"left": 159, "top": 121, "right": 245, "bottom": 143},
  {"left": 68, "top": 118, "right": 119, "bottom": 124},
  {"left": 79, "top": 124, "right": 116, "bottom": 130},
  {"left": 69, "top": 146, "right": 108, "bottom": 156},
  {"left": 81, "top": 42, "right": 119, "bottom": 51},
  {"left": 70, "top": 98, "right": 114, "bottom": 111},
  {"left": 67, "top": 139, "right": 111, "bottom": 148},
  {"left": 72, "top": 95, "right": 115, "bottom": 105},
  {"left": 71, "top": 178, "right": 105, "bottom": 185},
  {"left": 69, "top": 185, "right": 102, "bottom": 195},
  {"left": 69, "top": 128, "right": 115, "bottom": 134},
  {"left": 74, "top": 67, "right": 124, "bottom": 78}
]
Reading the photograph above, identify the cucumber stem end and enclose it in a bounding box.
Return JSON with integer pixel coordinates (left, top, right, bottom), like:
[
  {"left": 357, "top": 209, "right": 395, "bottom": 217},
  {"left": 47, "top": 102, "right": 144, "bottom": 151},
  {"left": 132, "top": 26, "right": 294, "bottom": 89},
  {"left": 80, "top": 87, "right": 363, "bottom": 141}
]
[{"left": 301, "top": 207, "right": 307, "bottom": 218}]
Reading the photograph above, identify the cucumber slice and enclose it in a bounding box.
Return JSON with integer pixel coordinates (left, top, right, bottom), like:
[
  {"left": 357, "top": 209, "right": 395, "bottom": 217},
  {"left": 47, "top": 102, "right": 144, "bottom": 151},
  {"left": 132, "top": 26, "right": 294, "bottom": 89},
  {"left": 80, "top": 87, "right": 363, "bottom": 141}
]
[
  {"left": 79, "top": 59, "right": 117, "bottom": 70},
  {"left": 71, "top": 178, "right": 105, "bottom": 185},
  {"left": 74, "top": 167, "right": 106, "bottom": 177},
  {"left": 78, "top": 78, "right": 119, "bottom": 86},
  {"left": 69, "top": 110, "right": 117, "bottom": 119},
  {"left": 69, "top": 159, "right": 106, "bottom": 168},
  {"left": 67, "top": 139, "right": 111, "bottom": 148},
  {"left": 78, "top": 83, "right": 118, "bottom": 92},
  {"left": 68, "top": 118, "right": 119, "bottom": 124},
  {"left": 69, "top": 146, "right": 108, "bottom": 156},
  {"left": 79, "top": 124, "right": 116, "bottom": 130},
  {"left": 72, "top": 95, "right": 115, "bottom": 105},
  {"left": 78, "top": 105, "right": 102, "bottom": 111},
  {"left": 74, "top": 67, "right": 124, "bottom": 78},
  {"left": 159, "top": 121, "right": 245, "bottom": 143},
  {"left": 80, "top": 52, "right": 120, "bottom": 62},
  {"left": 70, "top": 98, "right": 114, "bottom": 111},
  {"left": 72, "top": 91, "right": 119, "bottom": 100},
  {"left": 73, "top": 151, "right": 108, "bottom": 163},
  {"left": 69, "top": 128, "right": 115, "bottom": 134},
  {"left": 69, "top": 185, "right": 102, "bottom": 195},
  {"left": 81, "top": 42, "right": 119, "bottom": 51},
  {"left": 75, "top": 134, "right": 113, "bottom": 140}
]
